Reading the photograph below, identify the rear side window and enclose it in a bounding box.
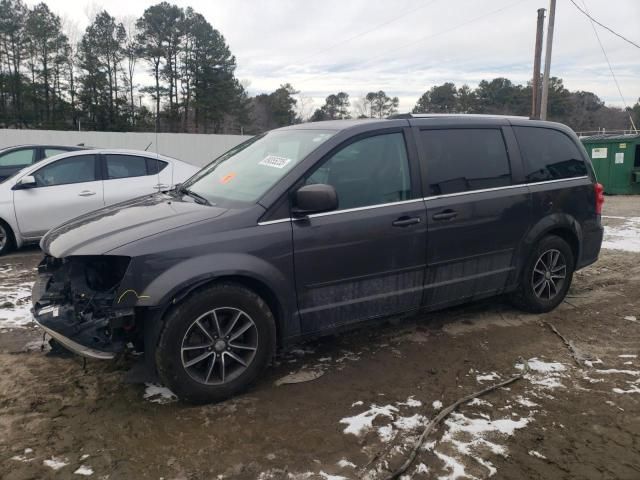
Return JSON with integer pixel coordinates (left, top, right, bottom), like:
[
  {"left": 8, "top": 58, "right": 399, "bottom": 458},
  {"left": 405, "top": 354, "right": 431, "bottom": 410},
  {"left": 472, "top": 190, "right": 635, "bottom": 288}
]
[
  {"left": 420, "top": 129, "right": 511, "bottom": 196},
  {"left": 513, "top": 127, "right": 587, "bottom": 182},
  {"left": 146, "top": 157, "right": 168, "bottom": 174},
  {"left": 106, "top": 155, "right": 152, "bottom": 179},
  {"left": 305, "top": 132, "right": 411, "bottom": 210},
  {"left": 0, "top": 148, "right": 35, "bottom": 167}
]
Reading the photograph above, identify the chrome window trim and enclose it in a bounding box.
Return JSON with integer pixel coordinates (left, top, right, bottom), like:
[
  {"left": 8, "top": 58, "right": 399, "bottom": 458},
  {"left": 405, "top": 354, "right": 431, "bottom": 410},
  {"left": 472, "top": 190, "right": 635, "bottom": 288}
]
[
  {"left": 257, "top": 176, "right": 590, "bottom": 224},
  {"left": 309, "top": 197, "right": 425, "bottom": 218}
]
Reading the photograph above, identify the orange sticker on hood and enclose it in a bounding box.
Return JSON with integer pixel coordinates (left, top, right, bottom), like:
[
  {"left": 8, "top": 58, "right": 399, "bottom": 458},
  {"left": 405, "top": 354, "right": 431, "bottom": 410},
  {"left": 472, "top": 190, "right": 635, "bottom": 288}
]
[{"left": 220, "top": 172, "right": 236, "bottom": 184}]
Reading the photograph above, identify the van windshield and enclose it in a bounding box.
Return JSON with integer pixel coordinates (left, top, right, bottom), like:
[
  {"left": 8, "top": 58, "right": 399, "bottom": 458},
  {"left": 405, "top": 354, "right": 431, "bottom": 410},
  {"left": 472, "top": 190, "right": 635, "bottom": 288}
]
[{"left": 182, "top": 129, "right": 335, "bottom": 205}]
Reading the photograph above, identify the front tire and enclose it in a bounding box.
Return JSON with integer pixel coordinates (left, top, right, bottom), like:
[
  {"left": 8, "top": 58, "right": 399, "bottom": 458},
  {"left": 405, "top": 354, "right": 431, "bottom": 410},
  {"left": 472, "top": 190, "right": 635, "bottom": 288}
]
[
  {"left": 156, "top": 282, "right": 276, "bottom": 404},
  {"left": 511, "top": 235, "right": 575, "bottom": 313}
]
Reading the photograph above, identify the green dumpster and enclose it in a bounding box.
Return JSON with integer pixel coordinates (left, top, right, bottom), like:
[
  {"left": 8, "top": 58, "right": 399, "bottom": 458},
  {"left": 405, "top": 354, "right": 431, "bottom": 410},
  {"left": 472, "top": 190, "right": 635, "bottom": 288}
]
[{"left": 581, "top": 133, "right": 640, "bottom": 194}]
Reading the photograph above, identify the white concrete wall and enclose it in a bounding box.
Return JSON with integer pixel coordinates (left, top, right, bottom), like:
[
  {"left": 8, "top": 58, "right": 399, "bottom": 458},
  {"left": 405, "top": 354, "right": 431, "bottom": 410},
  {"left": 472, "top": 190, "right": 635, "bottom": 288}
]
[{"left": 0, "top": 129, "right": 252, "bottom": 167}]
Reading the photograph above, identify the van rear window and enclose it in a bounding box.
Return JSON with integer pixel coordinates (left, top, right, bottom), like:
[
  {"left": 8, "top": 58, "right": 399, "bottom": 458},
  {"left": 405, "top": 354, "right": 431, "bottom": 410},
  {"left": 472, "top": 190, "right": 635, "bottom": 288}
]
[
  {"left": 420, "top": 128, "right": 511, "bottom": 196},
  {"left": 513, "top": 127, "right": 587, "bottom": 182}
]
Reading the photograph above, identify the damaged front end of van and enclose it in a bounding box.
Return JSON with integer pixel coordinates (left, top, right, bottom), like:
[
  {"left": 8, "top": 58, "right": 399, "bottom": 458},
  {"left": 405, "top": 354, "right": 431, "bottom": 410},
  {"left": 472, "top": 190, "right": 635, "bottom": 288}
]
[{"left": 31, "top": 254, "right": 137, "bottom": 359}]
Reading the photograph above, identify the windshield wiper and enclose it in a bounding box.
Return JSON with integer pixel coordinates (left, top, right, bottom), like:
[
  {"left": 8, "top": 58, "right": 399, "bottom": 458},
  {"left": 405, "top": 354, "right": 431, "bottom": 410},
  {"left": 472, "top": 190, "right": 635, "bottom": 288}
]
[{"left": 178, "top": 186, "right": 210, "bottom": 206}]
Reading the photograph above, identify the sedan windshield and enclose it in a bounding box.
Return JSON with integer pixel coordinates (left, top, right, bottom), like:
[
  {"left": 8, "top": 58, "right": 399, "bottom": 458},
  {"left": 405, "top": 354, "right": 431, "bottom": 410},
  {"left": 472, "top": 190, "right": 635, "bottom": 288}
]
[{"left": 182, "top": 129, "right": 335, "bottom": 205}]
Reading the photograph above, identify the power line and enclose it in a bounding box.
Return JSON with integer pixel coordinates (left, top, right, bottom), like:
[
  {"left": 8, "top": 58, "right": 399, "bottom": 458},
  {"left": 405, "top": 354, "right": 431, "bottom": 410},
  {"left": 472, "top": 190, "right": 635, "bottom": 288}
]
[
  {"left": 579, "top": 0, "right": 637, "bottom": 131},
  {"left": 294, "top": 0, "right": 439, "bottom": 67},
  {"left": 568, "top": 0, "right": 640, "bottom": 50}
]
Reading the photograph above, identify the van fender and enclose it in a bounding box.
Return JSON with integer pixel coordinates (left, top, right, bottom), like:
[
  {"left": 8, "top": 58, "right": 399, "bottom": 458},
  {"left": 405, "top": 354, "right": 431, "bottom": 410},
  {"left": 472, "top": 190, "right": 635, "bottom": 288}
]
[{"left": 513, "top": 213, "right": 583, "bottom": 282}]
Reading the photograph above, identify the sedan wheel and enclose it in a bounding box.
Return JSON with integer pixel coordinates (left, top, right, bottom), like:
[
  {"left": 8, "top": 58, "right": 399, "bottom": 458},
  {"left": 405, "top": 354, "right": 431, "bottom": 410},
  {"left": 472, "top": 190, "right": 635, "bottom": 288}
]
[{"left": 0, "top": 222, "right": 14, "bottom": 256}]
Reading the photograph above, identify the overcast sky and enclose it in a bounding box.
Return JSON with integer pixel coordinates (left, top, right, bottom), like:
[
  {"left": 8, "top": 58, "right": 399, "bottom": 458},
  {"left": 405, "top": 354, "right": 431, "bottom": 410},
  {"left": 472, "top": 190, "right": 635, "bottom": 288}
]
[{"left": 28, "top": 0, "right": 640, "bottom": 115}]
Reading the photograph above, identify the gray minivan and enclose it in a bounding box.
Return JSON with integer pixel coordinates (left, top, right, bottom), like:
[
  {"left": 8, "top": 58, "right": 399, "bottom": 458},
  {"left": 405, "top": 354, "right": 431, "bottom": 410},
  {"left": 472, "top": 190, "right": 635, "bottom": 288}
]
[{"left": 32, "top": 115, "right": 604, "bottom": 403}]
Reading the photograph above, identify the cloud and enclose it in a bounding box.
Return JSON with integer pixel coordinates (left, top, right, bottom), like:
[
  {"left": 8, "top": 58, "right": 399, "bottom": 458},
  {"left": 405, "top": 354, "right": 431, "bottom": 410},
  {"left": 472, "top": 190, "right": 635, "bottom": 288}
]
[{"left": 31, "top": 0, "right": 640, "bottom": 113}]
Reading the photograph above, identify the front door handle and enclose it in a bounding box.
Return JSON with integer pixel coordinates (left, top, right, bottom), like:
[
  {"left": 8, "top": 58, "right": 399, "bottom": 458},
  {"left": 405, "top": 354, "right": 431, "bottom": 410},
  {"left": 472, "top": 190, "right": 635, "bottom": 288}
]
[
  {"left": 432, "top": 210, "right": 457, "bottom": 221},
  {"left": 392, "top": 216, "right": 421, "bottom": 227},
  {"left": 78, "top": 190, "right": 96, "bottom": 197},
  {"left": 154, "top": 184, "right": 170, "bottom": 190}
]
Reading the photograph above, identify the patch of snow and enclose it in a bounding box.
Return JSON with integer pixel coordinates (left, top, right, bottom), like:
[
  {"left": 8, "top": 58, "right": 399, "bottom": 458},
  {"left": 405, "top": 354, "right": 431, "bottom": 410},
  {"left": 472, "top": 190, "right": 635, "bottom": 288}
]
[
  {"left": 0, "top": 280, "right": 35, "bottom": 329},
  {"left": 74, "top": 465, "right": 94, "bottom": 476},
  {"left": 624, "top": 361, "right": 634, "bottom": 365},
  {"left": 476, "top": 372, "right": 500, "bottom": 383},
  {"left": 433, "top": 410, "right": 532, "bottom": 478},
  {"left": 584, "top": 358, "right": 603, "bottom": 368},
  {"left": 337, "top": 459, "right": 356, "bottom": 469},
  {"left": 398, "top": 396, "right": 422, "bottom": 407},
  {"left": 340, "top": 404, "right": 398, "bottom": 436},
  {"left": 435, "top": 450, "right": 469, "bottom": 480},
  {"left": 468, "top": 398, "right": 492, "bottom": 407},
  {"left": 602, "top": 217, "right": 640, "bottom": 252},
  {"left": 351, "top": 400, "right": 363, "bottom": 407},
  {"left": 11, "top": 448, "right": 34, "bottom": 463},
  {"left": 275, "top": 368, "right": 324, "bottom": 386},
  {"left": 529, "top": 450, "right": 547, "bottom": 460},
  {"left": 515, "top": 396, "right": 539, "bottom": 408},
  {"left": 143, "top": 383, "right": 177, "bottom": 404},
  {"left": 377, "top": 424, "right": 395, "bottom": 442},
  {"left": 80, "top": 454, "right": 90, "bottom": 460},
  {"left": 43, "top": 457, "right": 69, "bottom": 470},
  {"left": 529, "top": 377, "right": 565, "bottom": 389},
  {"left": 393, "top": 413, "right": 426, "bottom": 431},
  {"left": 613, "top": 386, "right": 640, "bottom": 394},
  {"left": 519, "top": 358, "right": 567, "bottom": 374},
  {"left": 594, "top": 369, "right": 640, "bottom": 376},
  {"left": 619, "top": 354, "right": 637, "bottom": 358},
  {"left": 624, "top": 316, "right": 638, "bottom": 323},
  {"left": 432, "top": 400, "right": 443, "bottom": 410},
  {"left": 445, "top": 412, "right": 530, "bottom": 437}
]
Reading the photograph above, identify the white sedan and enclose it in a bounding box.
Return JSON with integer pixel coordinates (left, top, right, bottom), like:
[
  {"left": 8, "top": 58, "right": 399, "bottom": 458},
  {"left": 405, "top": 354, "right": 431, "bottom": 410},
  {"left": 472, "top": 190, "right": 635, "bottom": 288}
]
[{"left": 0, "top": 149, "right": 199, "bottom": 255}]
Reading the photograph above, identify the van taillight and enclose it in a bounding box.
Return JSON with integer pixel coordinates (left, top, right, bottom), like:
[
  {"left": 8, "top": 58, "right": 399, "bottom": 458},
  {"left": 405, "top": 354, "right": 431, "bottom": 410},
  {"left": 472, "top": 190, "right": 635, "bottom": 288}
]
[{"left": 594, "top": 183, "right": 604, "bottom": 215}]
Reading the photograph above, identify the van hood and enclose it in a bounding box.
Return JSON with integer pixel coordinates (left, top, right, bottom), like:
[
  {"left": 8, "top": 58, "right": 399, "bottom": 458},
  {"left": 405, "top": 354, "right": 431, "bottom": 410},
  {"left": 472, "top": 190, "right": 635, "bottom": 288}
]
[{"left": 42, "top": 193, "right": 227, "bottom": 258}]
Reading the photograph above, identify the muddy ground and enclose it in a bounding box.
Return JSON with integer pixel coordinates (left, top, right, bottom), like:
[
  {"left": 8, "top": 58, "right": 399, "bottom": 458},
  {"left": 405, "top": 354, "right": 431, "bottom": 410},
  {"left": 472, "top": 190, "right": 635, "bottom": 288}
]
[{"left": 1, "top": 198, "right": 639, "bottom": 480}]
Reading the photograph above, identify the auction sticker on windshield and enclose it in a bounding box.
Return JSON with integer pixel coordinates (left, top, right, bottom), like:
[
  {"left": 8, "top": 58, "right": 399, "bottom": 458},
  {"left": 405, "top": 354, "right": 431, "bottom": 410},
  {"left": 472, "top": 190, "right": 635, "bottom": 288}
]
[{"left": 259, "top": 155, "right": 292, "bottom": 169}]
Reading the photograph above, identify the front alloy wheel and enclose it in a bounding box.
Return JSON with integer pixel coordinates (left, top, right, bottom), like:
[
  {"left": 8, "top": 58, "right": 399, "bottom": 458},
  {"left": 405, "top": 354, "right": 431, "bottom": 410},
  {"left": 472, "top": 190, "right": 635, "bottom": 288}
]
[
  {"left": 181, "top": 307, "right": 258, "bottom": 385},
  {"left": 156, "top": 282, "right": 276, "bottom": 404}
]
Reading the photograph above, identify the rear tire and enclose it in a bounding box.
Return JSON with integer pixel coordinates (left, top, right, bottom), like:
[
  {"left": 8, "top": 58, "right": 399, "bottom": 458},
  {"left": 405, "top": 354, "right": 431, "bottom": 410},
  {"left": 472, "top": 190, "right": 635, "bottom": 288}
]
[
  {"left": 511, "top": 235, "right": 575, "bottom": 313},
  {"left": 155, "top": 282, "right": 276, "bottom": 404},
  {"left": 0, "top": 221, "right": 15, "bottom": 256}
]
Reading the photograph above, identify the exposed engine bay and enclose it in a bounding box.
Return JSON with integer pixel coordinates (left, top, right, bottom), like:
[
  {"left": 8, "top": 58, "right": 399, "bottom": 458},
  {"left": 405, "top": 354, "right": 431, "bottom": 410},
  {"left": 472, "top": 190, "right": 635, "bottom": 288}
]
[{"left": 32, "top": 255, "right": 138, "bottom": 358}]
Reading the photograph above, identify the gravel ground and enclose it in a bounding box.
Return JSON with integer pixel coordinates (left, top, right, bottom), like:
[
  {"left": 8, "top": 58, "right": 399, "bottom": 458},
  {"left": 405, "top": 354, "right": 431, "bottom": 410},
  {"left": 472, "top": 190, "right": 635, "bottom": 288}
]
[{"left": 1, "top": 197, "right": 639, "bottom": 480}]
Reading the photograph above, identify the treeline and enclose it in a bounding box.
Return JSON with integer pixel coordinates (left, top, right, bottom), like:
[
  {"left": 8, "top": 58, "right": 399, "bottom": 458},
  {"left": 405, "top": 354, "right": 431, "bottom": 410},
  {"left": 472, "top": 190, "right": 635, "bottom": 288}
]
[
  {"left": 0, "top": 0, "right": 255, "bottom": 133},
  {"left": 0, "top": 0, "right": 638, "bottom": 134},
  {"left": 311, "top": 79, "right": 640, "bottom": 133}
]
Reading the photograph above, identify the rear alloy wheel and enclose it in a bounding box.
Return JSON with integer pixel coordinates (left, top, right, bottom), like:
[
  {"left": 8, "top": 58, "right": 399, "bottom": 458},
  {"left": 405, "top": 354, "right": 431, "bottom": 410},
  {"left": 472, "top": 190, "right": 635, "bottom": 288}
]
[
  {"left": 511, "top": 235, "right": 575, "bottom": 313},
  {"left": 156, "top": 282, "right": 276, "bottom": 404},
  {"left": 531, "top": 249, "right": 567, "bottom": 301},
  {"left": 0, "top": 222, "right": 14, "bottom": 256}
]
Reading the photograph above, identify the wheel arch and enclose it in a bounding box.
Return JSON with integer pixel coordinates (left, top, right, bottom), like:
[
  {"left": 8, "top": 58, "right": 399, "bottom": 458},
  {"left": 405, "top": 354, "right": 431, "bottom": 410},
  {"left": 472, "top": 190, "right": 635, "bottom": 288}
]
[{"left": 516, "top": 213, "right": 583, "bottom": 281}]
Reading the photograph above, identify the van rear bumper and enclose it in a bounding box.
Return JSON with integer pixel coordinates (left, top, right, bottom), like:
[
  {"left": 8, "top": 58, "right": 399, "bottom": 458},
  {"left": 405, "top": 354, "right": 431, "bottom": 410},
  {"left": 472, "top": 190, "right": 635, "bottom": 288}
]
[{"left": 577, "top": 223, "right": 603, "bottom": 270}]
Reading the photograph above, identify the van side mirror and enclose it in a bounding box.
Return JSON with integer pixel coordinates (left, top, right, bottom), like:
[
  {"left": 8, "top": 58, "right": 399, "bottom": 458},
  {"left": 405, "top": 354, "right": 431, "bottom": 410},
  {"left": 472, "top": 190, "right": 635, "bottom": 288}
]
[
  {"left": 292, "top": 184, "right": 338, "bottom": 215},
  {"left": 13, "top": 175, "right": 37, "bottom": 190}
]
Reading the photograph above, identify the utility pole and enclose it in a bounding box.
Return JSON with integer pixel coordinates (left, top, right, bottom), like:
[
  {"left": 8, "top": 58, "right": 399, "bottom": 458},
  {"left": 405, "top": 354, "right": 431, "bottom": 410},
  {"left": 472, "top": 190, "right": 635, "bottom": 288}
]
[
  {"left": 540, "top": 0, "right": 556, "bottom": 120},
  {"left": 531, "top": 8, "right": 545, "bottom": 119}
]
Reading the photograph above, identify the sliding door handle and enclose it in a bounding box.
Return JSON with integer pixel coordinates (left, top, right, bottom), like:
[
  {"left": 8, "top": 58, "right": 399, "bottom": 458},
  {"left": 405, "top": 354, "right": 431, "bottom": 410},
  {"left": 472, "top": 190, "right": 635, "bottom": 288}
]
[
  {"left": 432, "top": 210, "right": 457, "bottom": 221},
  {"left": 392, "top": 216, "right": 421, "bottom": 227}
]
